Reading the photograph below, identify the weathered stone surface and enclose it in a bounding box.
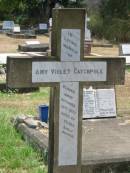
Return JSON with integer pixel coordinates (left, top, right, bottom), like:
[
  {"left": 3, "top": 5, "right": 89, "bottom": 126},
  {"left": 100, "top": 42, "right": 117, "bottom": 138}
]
[
  {"left": 92, "top": 43, "right": 113, "bottom": 47},
  {"left": 6, "top": 32, "right": 36, "bottom": 39},
  {"left": 18, "top": 43, "right": 49, "bottom": 52},
  {"left": 14, "top": 116, "right": 130, "bottom": 173}
]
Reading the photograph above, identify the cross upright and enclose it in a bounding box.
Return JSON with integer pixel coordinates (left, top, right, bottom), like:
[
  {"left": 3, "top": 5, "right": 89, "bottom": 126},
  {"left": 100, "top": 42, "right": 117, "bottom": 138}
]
[{"left": 7, "top": 9, "right": 125, "bottom": 173}]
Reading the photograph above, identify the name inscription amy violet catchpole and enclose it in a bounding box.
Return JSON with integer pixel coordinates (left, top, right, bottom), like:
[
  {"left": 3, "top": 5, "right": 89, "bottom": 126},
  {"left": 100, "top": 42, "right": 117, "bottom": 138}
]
[{"left": 32, "top": 61, "right": 107, "bottom": 83}]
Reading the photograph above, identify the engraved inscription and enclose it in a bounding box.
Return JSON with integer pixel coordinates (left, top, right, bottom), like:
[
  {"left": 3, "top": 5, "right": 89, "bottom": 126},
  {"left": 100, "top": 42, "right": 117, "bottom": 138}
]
[
  {"left": 59, "top": 82, "right": 79, "bottom": 165},
  {"left": 83, "top": 88, "right": 117, "bottom": 118},
  {"left": 32, "top": 61, "right": 107, "bottom": 83},
  {"left": 61, "top": 29, "right": 80, "bottom": 61}
]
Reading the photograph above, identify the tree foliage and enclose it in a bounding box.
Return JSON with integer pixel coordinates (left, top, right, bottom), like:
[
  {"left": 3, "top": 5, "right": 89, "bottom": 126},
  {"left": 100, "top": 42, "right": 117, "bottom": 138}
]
[
  {"left": 0, "top": 0, "right": 86, "bottom": 25},
  {"left": 100, "top": 0, "right": 130, "bottom": 20},
  {"left": 89, "top": 0, "right": 130, "bottom": 42}
]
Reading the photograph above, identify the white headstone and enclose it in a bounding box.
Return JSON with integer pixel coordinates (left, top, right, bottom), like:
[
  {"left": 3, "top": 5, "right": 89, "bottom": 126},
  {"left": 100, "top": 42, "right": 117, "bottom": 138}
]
[
  {"left": 39, "top": 23, "right": 47, "bottom": 30},
  {"left": 83, "top": 87, "right": 117, "bottom": 118},
  {"left": 13, "top": 26, "right": 20, "bottom": 33},
  {"left": 2, "top": 21, "right": 14, "bottom": 30},
  {"left": 85, "top": 28, "right": 91, "bottom": 41},
  {"left": 85, "top": 15, "right": 91, "bottom": 41},
  {"left": 49, "top": 18, "right": 52, "bottom": 27},
  {"left": 122, "top": 44, "right": 130, "bottom": 55}
]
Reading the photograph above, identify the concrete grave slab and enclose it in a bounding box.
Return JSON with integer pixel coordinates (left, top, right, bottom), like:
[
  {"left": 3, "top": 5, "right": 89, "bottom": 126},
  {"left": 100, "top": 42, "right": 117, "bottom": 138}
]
[
  {"left": 6, "top": 32, "right": 36, "bottom": 39},
  {"left": 13, "top": 116, "right": 130, "bottom": 173},
  {"left": 25, "top": 40, "right": 40, "bottom": 45},
  {"left": 18, "top": 43, "right": 49, "bottom": 52}
]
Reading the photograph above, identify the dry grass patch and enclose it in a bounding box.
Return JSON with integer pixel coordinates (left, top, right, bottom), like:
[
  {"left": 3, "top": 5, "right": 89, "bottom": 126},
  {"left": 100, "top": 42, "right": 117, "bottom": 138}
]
[
  {"left": 91, "top": 45, "right": 119, "bottom": 56},
  {"left": 0, "top": 34, "right": 49, "bottom": 53}
]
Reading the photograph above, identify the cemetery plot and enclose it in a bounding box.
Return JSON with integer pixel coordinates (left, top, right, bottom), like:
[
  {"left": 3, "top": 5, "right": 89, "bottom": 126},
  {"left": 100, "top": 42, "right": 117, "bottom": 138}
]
[
  {"left": 7, "top": 8, "right": 126, "bottom": 173},
  {"left": 13, "top": 116, "right": 130, "bottom": 173}
]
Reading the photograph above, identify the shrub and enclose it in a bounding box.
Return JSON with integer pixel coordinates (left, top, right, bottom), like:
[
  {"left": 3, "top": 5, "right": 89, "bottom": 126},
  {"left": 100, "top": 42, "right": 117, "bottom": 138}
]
[
  {"left": 103, "top": 18, "right": 130, "bottom": 43},
  {"left": 89, "top": 12, "right": 104, "bottom": 38}
]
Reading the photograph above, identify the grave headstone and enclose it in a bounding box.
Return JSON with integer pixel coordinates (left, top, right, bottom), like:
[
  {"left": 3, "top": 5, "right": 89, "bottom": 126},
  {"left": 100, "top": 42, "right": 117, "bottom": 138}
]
[
  {"left": 36, "top": 23, "right": 48, "bottom": 34},
  {"left": 119, "top": 44, "right": 130, "bottom": 65},
  {"left": 13, "top": 26, "right": 20, "bottom": 33},
  {"left": 119, "top": 44, "right": 130, "bottom": 55},
  {"left": 2, "top": 21, "right": 14, "bottom": 30},
  {"left": 39, "top": 23, "right": 48, "bottom": 30},
  {"left": 84, "top": 15, "right": 92, "bottom": 55},
  {"left": 7, "top": 8, "right": 125, "bottom": 173}
]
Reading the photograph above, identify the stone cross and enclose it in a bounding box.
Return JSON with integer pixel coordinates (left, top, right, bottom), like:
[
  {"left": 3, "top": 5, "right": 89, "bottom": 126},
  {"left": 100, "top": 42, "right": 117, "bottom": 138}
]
[{"left": 7, "top": 9, "right": 125, "bottom": 173}]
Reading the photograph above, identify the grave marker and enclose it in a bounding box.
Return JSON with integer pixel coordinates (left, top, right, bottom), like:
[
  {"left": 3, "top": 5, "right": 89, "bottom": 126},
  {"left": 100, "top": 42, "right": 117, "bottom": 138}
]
[
  {"left": 7, "top": 9, "right": 125, "bottom": 173},
  {"left": 13, "top": 26, "right": 20, "bottom": 33},
  {"left": 39, "top": 23, "right": 48, "bottom": 30},
  {"left": 119, "top": 44, "right": 130, "bottom": 55},
  {"left": 119, "top": 44, "right": 130, "bottom": 65},
  {"left": 2, "top": 21, "right": 14, "bottom": 30}
]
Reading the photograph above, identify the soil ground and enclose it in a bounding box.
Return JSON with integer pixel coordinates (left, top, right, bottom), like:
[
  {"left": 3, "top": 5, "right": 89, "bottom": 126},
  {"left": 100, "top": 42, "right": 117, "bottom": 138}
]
[
  {"left": 0, "top": 33, "right": 129, "bottom": 116},
  {"left": 0, "top": 33, "right": 49, "bottom": 53}
]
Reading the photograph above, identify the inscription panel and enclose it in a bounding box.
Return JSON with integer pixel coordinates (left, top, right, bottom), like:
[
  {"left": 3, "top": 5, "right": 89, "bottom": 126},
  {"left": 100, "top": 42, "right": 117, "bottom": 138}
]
[
  {"left": 61, "top": 29, "right": 81, "bottom": 61},
  {"left": 83, "top": 88, "right": 117, "bottom": 118},
  {"left": 59, "top": 82, "right": 79, "bottom": 165},
  {"left": 32, "top": 61, "right": 107, "bottom": 83}
]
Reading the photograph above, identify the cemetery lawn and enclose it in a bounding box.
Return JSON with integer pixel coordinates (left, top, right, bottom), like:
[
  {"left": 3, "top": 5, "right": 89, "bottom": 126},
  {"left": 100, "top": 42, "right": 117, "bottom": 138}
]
[{"left": 0, "top": 88, "right": 49, "bottom": 173}]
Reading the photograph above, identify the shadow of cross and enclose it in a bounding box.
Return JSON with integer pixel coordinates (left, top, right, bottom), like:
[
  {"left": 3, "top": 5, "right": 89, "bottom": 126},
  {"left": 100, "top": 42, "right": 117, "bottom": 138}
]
[{"left": 6, "top": 9, "right": 125, "bottom": 173}]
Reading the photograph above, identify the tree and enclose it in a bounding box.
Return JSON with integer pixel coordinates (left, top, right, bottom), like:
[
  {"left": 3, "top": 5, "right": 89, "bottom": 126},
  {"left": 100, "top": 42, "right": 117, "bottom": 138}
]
[
  {"left": 100, "top": 0, "right": 130, "bottom": 20},
  {"left": 0, "top": 0, "right": 86, "bottom": 25}
]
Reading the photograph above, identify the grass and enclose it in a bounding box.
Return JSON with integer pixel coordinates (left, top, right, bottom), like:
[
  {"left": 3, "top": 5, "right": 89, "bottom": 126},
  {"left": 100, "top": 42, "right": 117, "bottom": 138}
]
[
  {"left": 126, "top": 66, "right": 130, "bottom": 73},
  {"left": 0, "top": 88, "right": 49, "bottom": 173}
]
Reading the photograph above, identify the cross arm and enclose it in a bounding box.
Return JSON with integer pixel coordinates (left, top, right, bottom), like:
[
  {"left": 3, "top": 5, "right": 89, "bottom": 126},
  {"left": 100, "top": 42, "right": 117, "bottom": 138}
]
[{"left": 6, "top": 56, "right": 125, "bottom": 88}]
